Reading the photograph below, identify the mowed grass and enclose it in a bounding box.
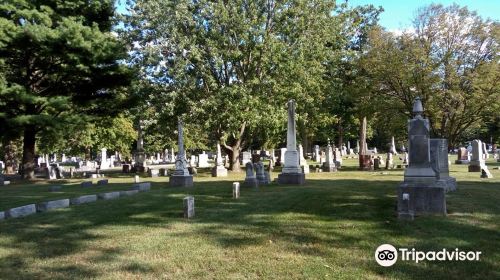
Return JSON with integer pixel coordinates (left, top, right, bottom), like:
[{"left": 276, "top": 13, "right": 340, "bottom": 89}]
[{"left": 0, "top": 157, "right": 499, "bottom": 279}]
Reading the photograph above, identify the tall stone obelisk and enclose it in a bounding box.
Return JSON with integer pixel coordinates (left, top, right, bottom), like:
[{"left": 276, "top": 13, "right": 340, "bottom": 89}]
[
  {"left": 278, "top": 100, "right": 305, "bottom": 184},
  {"left": 211, "top": 143, "right": 228, "bottom": 177},
  {"left": 170, "top": 118, "right": 193, "bottom": 187}
]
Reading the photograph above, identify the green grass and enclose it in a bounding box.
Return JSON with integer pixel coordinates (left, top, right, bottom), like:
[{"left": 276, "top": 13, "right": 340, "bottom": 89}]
[{"left": 0, "top": 157, "right": 499, "bottom": 279}]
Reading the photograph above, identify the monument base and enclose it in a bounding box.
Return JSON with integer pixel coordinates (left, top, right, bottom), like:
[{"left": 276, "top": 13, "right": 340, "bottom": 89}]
[
  {"left": 211, "top": 166, "right": 228, "bottom": 177},
  {"left": 169, "top": 175, "right": 193, "bottom": 187},
  {"left": 454, "top": 160, "right": 469, "bottom": 164},
  {"left": 397, "top": 183, "right": 446, "bottom": 219},
  {"left": 278, "top": 173, "right": 305, "bottom": 185},
  {"left": 468, "top": 164, "right": 482, "bottom": 172},
  {"left": 242, "top": 178, "right": 258, "bottom": 188}
]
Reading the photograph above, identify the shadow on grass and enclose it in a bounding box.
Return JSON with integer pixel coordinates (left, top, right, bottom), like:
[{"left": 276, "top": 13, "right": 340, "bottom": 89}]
[{"left": 0, "top": 178, "right": 499, "bottom": 279}]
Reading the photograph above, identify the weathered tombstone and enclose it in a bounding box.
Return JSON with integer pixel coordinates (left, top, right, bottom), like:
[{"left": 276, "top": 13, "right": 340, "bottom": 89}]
[
  {"left": 390, "top": 136, "right": 398, "bottom": 155},
  {"left": 278, "top": 100, "right": 305, "bottom": 185},
  {"left": 455, "top": 147, "right": 470, "bottom": 164},
  {"left": 134, "top": 175, "right": 140, "bottom": 183},
  {"left": 183, "top": 196, "right": 195, "bottom": 218},
  {"left": 314, "top": 145, "right": 321, "bottom": 163},
  {"left": 190, "top": 155, "right": 197, "bottom": 167},
  {"left": 211, "top": 143, "right": 228, "bottom": 177},
  {"left": 97, "top": 179, "right": 108, "bottom": 186},
  {"left": 197, "top": 152, "right": 210, "bottom": 168},
  {"left": 241, "top": 151, "right": 252, "bottom": 166},
  {"left": 359, "top": 117, "right": 372, "bottom": 170},
  {"left": 277, "top": 148, "right": 287, "bottom": 166},
  {"left": 255, "top": 162, "right": 269, "bottom": 185},
  {"left": 334, "top": 148, "right": 342, "bottom": 168},
  {"left": 468, "top": 140, "right": 486, "bottom": 172},
  {"left": 100, "top": 148, "right": 108, "bottom": 170},
  {"left": 322, "top": 142, "right": 337, "bottom": 172},
  {"left": 134, "top": 123, "right": 146, "bottom": 172},
  {"left": 36, "top": 199, "right": 70, "bottom": 212},
  {"left": 298, "top": 144, "right": 309, "bottom": 174},
  {"left": 81, "top": 181, "right": 93, "bottom": 188},
  {"left": 233, "top": 182, "right": 240, "bottom": 199},
  {"left": 430, "top": 139, "right": 457, "bottom": 191},
  {"left": 385, "top": 153, "right": 393, "bottom": 169},
  {"left": 243, "top": 162, "right": 258, "bottom": 188},
  {"left": 374, "top": 158, "right": 381, "bottom": 170},
  {"left": 169, "top": 119, "right": 194, "bottom": 187},
  {"left": 397, "top": 97, "right": 446, "bottom": 220},
  {"left": 159, "top": 168, "right": 167, "bottom": 176}
]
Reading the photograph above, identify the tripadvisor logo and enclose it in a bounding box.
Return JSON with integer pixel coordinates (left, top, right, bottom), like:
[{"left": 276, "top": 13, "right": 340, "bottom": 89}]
[{"left": 375, "top": 244, "right": 482, "bottom": 267}]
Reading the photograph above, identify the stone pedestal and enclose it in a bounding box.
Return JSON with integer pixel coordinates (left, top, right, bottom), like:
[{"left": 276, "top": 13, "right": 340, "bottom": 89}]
[
  {"left": 183, "top": 196, "right": 195, "bottom": 219},
  {"left": 277, "top": 173, "right": 305, "bottom": 185},
  {"left": 468, "top": 163, "right": 482, "bottom": 172},
  {"left": 170, "top": 175, "right": 193, "bottom": 187},
  {"left": 397, "top": 184, "right": 446, "bottom": 218}
]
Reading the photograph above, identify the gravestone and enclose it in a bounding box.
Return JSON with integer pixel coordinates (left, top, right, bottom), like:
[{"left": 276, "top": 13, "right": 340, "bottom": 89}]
[
  {"left": 390, "top": 136, "right": 398, "bottom": 155},
  {"left": 241, "top": 152, "right": 252, "bottom": 166},
  {"left": 81, "top": 181, "right": 93, "bottom": 188},
  {"left": 314, "top": 145, "right": 321, "bottom": 163},
  {"left": 170, "top": 119, "right": 194, "bottom": 187},
  {"left": 430, "top": 139, "right": 457, "bottom": 191},
  {"left": 190, "top": 155, "right": 197, "bottom": 167},
  {"left": 334, "top": 148, "right": 342, "bottom": 168},
  {"left": 243, "top": 162, "right": 258, "bottom": 188},
  {"left": 322, "top": 143, "right": 337, "bottom": 172},
  {"left": 255, "top": 162, "right": 269, "bottom": 185},
  {"left": 298, "top": 144, "right": 309, "bottom": 174},
  {"left": 278, "top": 148, "right": 287, "bottom": 166},
  {"left": 482, "top": 142, "right": 489, "bottom": 159},
  {"left": 197, "top": 151, "right": 210, "bottom": 168},
  {"left": 385, "top": 153, "right": 393, "bottom": 169},
  {"left": 134, "top": 123, "right": 146, "bottom": 172},
  {"left": 97, "top": 179, "right": 108, "bottom": 186},
  {"left": 183, "top": 196, "right": 195, "bottom": 219},
  {"left": 122, "top": 164, "right": 131, "bottom": 173},
  {"left": 233, "top": 182, "right": 240, "bottom": 199},
  {"left": 397, "top": 97, "right": 446, "bottom": 220},
  {"left": 468, "top": 140, "right": 487, "bottom": 172},
  {"left": 455, "top": 147, "right": 470, "bottom": 164},
  {"left": 134, "top": 175, "right": 140, "bottom": 183},
  {"left": 212, "top": 144, "right": 228, "bottom": 177},
  {"left": 100, "top": 148, "right": 108, "bottom": 170},
  {"left": 374, "top": 158, "right": 381, "bottom": 170},
  {"left": 278, "top": 100, "right": 305, "bottom": 185}
]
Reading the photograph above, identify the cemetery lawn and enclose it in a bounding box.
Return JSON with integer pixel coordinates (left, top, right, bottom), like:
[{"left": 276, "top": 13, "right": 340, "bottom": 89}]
[{"left": 0, "top": 158, "right": 499, "bottom": 279}]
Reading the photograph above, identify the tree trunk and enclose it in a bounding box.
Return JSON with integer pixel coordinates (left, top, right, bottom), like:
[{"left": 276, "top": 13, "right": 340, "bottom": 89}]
[
  {"left": 229, "top": 147, "right": 241, "bottom": 171},
  {"left": 3, "top": 138, "right": 19, "bottom": 174},
  {"left": 337, "top": 119, "right": 344, "bottom": 148},
  {"left": 22, "top": 126, "right": 37, "bottom": 179}
]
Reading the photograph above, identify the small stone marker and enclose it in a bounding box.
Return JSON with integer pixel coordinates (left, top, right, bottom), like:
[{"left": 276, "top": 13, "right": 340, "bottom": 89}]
[
  {"left": 81, "top": 181, "right": 93, "bottom": 188},
  {"left": 132, "top": 182, "right": 151, "bottom": 192},
  {"left": 134, "top": 175, "right": 140, "bottom": 183},
  {"left": 233, "top": 182, "right": 240, "bottom": 199},
  {"left": 98, "top": 191, "right": 121, "bottom": 200},
  {"left": 119, "top": 190, "right": 139, "bottom": 196},
  {"left": 70, "top": 194, "right": 97, "bottom": 205},
  {"left": 48, "top": 185, "right": 62, "bottom": 192},
  {"left": 183, "top": 196, "right": 195, "bottom": 219},
  {"left": 6, "top": 204, "right": 36, "bottom": 218},
  {"left": 36, "top": 199, "right": 70, "bottom": 212},
  {"left": 97, "top": 179, "right": 108, "bottom": 186},
  {"left": 148, "top": 168, "right": 159, "bottom": 177}
]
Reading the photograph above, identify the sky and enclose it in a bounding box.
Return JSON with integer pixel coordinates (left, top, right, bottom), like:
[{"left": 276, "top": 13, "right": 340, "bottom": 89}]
[
  {"left": 116, "top": 0, "right": 499, "bottom": 30},
  {"left": 346, "top": 0, "right": 500, "bottom": 30}
]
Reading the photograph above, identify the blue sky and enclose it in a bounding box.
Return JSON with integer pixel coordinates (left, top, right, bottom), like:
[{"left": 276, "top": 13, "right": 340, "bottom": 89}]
[
  {"left": 346, "top": 0, "right": 499, "bottom": 30},
  {"left": 116, "top": 0, "right": 499, "bottom": 30}
]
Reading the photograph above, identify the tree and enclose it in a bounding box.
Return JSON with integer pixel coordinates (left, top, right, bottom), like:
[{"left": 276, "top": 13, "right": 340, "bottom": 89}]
[
  {"left": 124, "top": 0, "right": 350, "bottom": 170},
  {"left": 363, "top": 4, "right": 499, "bottom": 147},
  {"left": 0, "top": 0, "right": 132, "bottom": 178}
]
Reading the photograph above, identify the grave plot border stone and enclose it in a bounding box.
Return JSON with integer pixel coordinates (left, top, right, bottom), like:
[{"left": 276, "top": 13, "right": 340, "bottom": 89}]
[
  {"left": 120, "top": 190, "right": 139, "bottom": 196},
  {"left": 70, "top": 195, "right": 97, "bottom": 205},
  {"left": 36, "top": 199, "right": 70, "bottom": 212},
  {"left": 81, "top": 181, "right": 93, "bottom": 188},
  {"left": 6, "top": 204, "right": 36, "bottom": 218},
  {"left": 131, "top": 182, "right": 151, "bottom": 192},
  {"left": 49, "top": 185, "right": 62, "bottom": 192},
  {"left": 98, "top": 192, "right": 121, "bottom": 200}
]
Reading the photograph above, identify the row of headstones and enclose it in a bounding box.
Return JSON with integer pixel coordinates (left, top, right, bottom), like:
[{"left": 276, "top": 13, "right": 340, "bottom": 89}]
[{"left": 0, "top": 183, "right": 151, "bottom": 221}]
